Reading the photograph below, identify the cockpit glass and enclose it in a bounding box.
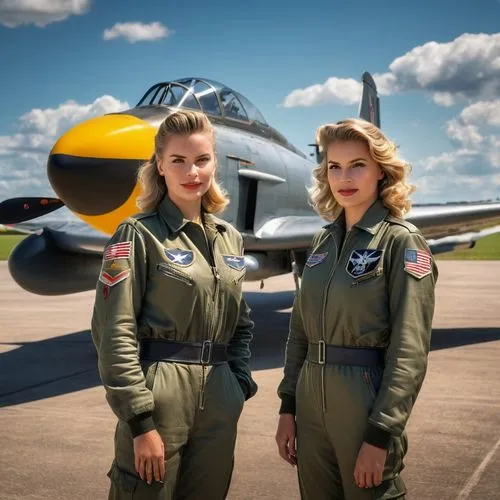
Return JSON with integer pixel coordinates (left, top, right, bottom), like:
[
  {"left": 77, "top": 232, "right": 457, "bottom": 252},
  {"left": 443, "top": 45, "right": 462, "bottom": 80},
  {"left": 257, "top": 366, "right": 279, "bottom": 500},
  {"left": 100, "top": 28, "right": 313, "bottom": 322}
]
[
  {"left": 192, "top": 81, "right": 222, "bottom": 116},
  {"left": 137, "top": 79, "right": 266, "bottom": 125},
  {"left": 219, "top": 90, "right": 248, "bottom": 121}
]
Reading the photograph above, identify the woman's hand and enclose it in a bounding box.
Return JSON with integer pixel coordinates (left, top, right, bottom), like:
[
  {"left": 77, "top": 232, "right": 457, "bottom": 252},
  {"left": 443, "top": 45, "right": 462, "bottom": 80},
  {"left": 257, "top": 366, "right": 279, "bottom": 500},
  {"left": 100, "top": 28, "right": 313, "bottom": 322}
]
[
  {"left": 133, "top": 429, "right": 165, "bottom": 484},
  {"left": 354, "top": 441, "right": 387, "bottom": 489},
  {"left": 275, "top": 413, "right": 297, "bottom": 466}
]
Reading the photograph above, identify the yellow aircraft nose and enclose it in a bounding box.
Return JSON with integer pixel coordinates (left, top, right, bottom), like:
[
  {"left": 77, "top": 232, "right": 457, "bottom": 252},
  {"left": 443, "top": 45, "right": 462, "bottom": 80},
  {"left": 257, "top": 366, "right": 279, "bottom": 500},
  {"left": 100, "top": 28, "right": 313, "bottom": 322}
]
[{"left": 47, "top": 113, "right": 157, "bottom": 234}]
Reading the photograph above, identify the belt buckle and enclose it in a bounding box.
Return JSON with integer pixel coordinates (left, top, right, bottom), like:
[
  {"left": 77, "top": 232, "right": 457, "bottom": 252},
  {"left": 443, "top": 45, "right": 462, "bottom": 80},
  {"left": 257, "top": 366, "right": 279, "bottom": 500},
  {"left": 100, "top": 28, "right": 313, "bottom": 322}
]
[
  {"left": 318, "top": 340, "right": 326, "bottom": 365},
  {"left": 200, "top": 340, "right": 213, "bottom": 365}
]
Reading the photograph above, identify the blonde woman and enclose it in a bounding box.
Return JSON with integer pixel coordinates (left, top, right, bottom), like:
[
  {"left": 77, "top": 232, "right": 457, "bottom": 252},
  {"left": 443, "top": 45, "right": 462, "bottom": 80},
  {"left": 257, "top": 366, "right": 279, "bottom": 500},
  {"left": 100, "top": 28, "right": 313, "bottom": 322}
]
[
  {"left": 276, "top": 118, "right": 438, "bottom": 499},
  {"left": 91, "top": 109, "right": 257, "bottom": 499}
]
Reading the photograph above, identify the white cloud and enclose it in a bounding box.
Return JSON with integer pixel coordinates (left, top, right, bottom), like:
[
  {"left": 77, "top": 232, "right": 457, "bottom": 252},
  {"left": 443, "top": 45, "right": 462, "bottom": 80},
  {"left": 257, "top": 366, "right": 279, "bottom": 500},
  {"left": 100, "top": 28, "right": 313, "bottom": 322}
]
[
  {"left": 432, "top": 92, "right": 456, "bottom": 107},
  {"left": 459, "top": 99, "right": 500, "bottom": 127},
  {"left": 0, "top": 95, "right": 129, "bottom": 200},
  {"left": 380, "top": 33, "right": 500, "bottom": 103},
  {"left": 283, "top": 33, "right": 500, "bottom": 108},
  {"left": 0, "top": 0, "right": 89, "bottom": 28},
  {"left": 283, "top": 77, "right": 361, "bottom": 108},
  {"left": 103, "top": 22, "right": 172, "bottom": 43},
  {"left": 412, "top": 98, "right": 500, "bottom": 201}
]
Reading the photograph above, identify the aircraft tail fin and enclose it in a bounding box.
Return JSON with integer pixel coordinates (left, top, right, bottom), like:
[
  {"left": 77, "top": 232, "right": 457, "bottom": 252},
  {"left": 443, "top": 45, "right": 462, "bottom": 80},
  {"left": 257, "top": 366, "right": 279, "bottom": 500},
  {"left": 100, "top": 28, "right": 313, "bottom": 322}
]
[{"left": 358, "top": 72, "right": 380, "bottom": 127}]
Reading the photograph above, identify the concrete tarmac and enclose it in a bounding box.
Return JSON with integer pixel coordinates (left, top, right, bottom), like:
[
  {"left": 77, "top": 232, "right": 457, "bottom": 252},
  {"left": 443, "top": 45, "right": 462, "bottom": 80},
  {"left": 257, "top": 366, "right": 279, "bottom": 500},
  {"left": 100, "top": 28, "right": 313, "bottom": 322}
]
[{"left": 1, "top": 261, "right": 499, "bottom": 499}]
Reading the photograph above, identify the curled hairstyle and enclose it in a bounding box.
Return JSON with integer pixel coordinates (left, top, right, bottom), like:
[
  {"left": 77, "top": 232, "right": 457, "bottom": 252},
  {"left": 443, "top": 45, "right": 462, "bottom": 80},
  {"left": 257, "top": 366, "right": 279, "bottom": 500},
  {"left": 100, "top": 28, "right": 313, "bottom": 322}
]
[
  {"left": 136, "top": 109, "right": 229, "bottom": 213},
  {"left": 309, "top": 118, "right": 415, "bottom": 221}
]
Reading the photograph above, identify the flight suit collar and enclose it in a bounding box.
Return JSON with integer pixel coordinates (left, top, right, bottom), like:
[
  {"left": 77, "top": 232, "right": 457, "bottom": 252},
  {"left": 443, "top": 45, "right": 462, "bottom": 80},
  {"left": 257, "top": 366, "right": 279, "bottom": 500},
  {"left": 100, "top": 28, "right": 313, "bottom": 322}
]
[
  {"left": 158, "top": 195, "right": 190, "bottom": 234},
  {"left": 327, "top": 198, "right": 389, "bottom": 237},
  {"left": 354, "top": 198, "right": 389, "bottom": 234},
  {"left": 158, "top": 195, "right": 226, "bottom": 236}
]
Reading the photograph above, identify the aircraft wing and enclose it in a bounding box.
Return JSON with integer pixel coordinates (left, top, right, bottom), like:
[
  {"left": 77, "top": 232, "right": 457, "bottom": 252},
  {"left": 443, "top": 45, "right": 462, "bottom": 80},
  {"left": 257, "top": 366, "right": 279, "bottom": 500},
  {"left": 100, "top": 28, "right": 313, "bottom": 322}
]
[
  {"left": 6, "top": 210, "right": 109, "bottom": 295},
  {"left": 243, "top": 202, "right": 500, "bottom": 253}
]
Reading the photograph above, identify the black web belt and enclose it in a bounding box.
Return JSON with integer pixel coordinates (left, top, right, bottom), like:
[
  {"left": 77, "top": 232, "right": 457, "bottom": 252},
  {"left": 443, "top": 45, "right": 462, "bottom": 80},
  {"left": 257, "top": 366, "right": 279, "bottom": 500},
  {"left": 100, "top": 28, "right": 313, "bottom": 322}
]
[
  {"left": 139, "top": 339, "right": 228, "bottom": 365},
  {"left": 307, "top": 342, "right": 385, "bottom": 367}
]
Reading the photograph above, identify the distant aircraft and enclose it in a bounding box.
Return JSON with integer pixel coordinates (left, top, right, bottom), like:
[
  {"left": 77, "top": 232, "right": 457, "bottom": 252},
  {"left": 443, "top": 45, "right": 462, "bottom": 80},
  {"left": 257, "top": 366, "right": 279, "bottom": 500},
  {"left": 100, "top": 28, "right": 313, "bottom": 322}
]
[{"left": 1, "top": 72, "right": 500, "bottom": 295}]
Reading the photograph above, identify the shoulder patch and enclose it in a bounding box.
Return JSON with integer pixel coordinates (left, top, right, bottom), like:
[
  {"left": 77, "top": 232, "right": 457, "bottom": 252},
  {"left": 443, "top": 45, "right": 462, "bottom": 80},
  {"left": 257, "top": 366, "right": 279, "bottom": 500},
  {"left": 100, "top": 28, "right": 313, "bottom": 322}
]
[
  {"left": 104, "top": 242, "right": 131, "bottom": 261},
  {"left": 99, "top": 269, "right": 131, "bottom": 287},
  {"left": 404, "top": 248, "right": 432, "bottom": 279},
  {"left": 165, "top": 248, "right": 194, "bottom": 267},
  {"left": 306, "top": 252, "right": 328, "bottom": 268},
  {"left": 346, "top": 249, "right": 383, "bottom": 278},
  {"left": 223, "top": 255, "right": 245, "bottom": 271}
]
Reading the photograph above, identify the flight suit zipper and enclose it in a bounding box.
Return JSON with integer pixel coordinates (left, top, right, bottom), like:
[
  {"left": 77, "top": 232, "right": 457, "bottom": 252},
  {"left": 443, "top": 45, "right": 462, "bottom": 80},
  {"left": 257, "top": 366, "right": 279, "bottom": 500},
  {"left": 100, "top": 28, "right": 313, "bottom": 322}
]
[
  {"left": 199, "top": 229, "right": 220, "bottom": 410},
  {"left": 320, "top": 229, "right": 353, "bottom": 412}
]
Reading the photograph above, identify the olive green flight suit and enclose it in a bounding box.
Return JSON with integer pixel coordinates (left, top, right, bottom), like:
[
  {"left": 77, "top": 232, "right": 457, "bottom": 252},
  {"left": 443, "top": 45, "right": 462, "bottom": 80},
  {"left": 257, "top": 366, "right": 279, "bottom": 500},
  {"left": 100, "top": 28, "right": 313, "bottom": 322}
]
[
  {"left": 278, "top": 199, "right": 438, "bottom": 500},
  {"left": 91, "top": 195, "right": 258, "bottom": 499}
]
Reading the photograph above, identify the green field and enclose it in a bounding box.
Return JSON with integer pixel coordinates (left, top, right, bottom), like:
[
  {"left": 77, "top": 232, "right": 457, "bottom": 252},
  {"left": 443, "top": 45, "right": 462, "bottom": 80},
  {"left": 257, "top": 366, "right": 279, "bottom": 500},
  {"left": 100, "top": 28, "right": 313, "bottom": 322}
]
[
  {"left": 434, "top": 232, "right": 500, "bottom": 260},
  {"left": 0, "top": 234, "right": 27, "bottom": 260},
  {"left": 0, "top": 232, "right": 499, "bottom": 261}
]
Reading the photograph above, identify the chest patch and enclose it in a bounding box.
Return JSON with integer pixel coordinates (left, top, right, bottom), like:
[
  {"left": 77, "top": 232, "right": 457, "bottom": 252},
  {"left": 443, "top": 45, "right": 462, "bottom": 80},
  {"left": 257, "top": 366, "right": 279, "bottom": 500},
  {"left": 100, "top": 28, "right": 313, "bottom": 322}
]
[
  {"left": 346, "top": 249, "right": 383, "bottom": 278},
  {"left": 223, "top": 255, "right": 245, "bottom": 271},
  {"left": 404, "top": 248, "right": 432, "bottom": 279},
  {"left": 165, "top": 248, "right": 194, "bottom": 267},
  {"left": 306, "top": 252, "right": 328, "bottom": 268}
]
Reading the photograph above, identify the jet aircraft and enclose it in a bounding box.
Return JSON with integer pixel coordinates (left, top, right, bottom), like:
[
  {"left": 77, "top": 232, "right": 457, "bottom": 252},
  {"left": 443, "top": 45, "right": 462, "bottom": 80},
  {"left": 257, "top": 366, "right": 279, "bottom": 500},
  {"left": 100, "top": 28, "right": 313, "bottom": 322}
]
[{"left": 1, "top": 72, "right": 500, "bottom": 295}]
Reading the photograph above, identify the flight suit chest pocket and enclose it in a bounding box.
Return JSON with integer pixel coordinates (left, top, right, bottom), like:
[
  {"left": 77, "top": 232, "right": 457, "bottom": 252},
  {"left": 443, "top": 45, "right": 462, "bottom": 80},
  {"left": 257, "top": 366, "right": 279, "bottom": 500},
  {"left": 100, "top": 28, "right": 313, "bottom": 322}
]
[
  {"left": 221, "top": 255, "right": 246, "bottom": 285},
  {"left": 157, "top": 262, "right": 194, "bottom": 287},
  {"left": 346, "top": 249, "right": 384, "bottom": 287},
  {"left": 351, "top": 266, "right": 384, "bottom": 287},
  {"left": 154, "top": 263, "right": 197, "bottom": 322}
]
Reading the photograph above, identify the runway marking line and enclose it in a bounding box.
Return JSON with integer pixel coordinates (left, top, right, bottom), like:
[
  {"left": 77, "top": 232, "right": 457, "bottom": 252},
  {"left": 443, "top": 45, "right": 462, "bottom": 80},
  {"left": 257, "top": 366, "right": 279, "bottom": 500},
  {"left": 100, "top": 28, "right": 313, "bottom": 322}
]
[{"left": 457, "top": 435, "right": 500, "bottom": 499}]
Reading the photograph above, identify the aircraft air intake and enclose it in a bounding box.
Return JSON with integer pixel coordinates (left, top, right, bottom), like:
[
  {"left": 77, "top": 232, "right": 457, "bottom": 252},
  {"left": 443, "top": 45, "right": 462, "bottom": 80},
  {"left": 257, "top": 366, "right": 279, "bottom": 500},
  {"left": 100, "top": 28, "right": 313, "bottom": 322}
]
[{"left": 47, "top": 113, "right": 157, "bottom": 235}]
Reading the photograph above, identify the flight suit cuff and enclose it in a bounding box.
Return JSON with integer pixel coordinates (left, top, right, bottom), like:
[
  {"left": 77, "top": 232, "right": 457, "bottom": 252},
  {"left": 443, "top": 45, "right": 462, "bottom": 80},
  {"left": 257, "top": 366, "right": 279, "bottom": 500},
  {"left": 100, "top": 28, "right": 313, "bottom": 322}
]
[
  {"left": 128, "top": 412, "right": 155, "bottom": 438},
  {"left": 364, "top": 423, "right": 392, "bottom": 449},
  {"left": 279, "top": 394, "right": 296, "bottom": 415}
]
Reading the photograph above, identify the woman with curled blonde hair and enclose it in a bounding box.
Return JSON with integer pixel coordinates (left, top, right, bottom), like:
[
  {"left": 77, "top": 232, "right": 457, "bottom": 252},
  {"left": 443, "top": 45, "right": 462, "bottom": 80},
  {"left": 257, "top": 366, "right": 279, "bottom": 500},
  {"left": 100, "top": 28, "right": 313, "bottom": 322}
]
[
  {"left": 276, "top": 118, "right": 437, "bottom": 499},
  {"left": 310, "top": 118, "right": 414, "bottom": 222},
  {"left": 92, "top": 109, "right": 258, "bottom": 499}
]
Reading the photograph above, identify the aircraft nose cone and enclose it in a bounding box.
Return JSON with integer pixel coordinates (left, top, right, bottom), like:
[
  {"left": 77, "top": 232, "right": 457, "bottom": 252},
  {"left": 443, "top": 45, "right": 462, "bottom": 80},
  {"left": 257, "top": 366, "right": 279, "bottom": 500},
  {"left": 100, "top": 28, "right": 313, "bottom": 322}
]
[{"left": 47, "top": 114, "right": 156, "bottom": 216}]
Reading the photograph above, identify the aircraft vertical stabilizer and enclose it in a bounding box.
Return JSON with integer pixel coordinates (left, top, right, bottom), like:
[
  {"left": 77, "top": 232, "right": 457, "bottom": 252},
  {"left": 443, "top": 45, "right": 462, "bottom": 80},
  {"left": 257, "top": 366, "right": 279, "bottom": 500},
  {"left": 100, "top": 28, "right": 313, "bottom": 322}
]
[{"left": 358, "top": 72, "right": 380, "bottom": 127}]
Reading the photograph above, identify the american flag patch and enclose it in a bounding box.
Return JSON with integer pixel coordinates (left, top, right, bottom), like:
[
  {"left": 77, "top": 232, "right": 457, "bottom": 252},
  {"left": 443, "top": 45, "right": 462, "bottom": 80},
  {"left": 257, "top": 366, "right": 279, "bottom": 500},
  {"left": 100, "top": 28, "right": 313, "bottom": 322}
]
[
  {"left": 104, "top": 242, "right": 131, "bottom": 261},
  {"left": 404, "top": 248, "right": 432, "bottom": 279}
]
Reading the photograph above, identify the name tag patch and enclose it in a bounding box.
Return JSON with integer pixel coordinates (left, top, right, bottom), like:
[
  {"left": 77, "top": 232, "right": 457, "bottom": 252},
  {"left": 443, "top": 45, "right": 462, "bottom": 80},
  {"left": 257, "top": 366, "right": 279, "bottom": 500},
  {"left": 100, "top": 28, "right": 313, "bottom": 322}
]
[
  {"left": 346, "top": 249, "right": 383, "bottom": 278},
  {"left": 404, "top": 248, "right": 432, "bottom": 279},
  {"left": 165, "top": 248, "right": 194, "bottom": 267},
  {"left": 223, "top": 255, "right": 245, "bottom": 271},
  {"left": 306, "top": 252, "right": 328, "bottom": 268}
]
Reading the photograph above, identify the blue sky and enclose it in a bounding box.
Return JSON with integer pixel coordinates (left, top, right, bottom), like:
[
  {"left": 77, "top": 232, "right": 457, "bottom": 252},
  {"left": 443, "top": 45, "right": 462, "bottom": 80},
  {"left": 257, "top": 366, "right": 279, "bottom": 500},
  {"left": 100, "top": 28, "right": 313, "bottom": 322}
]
[{"left": 0, "top": 0, "right": 499, "bottom": 204}]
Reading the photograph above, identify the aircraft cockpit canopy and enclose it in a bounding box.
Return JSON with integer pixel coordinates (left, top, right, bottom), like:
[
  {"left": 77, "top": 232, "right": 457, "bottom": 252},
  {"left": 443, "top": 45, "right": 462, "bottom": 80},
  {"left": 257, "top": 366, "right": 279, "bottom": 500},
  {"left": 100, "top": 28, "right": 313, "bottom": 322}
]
[{"left": 137, "top": 78, "right": 267, "bottom": 125}]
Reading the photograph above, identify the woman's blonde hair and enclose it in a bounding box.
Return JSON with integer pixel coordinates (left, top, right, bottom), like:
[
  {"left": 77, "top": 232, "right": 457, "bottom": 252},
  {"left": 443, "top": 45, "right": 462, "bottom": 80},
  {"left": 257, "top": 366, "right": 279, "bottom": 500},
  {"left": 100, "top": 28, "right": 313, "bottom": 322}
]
[
  {"left": 136, "top": 109, "right": 229, "bottom": 214},
  {"left": 309, "top": 118, "right": 415, "bottom": 221}
]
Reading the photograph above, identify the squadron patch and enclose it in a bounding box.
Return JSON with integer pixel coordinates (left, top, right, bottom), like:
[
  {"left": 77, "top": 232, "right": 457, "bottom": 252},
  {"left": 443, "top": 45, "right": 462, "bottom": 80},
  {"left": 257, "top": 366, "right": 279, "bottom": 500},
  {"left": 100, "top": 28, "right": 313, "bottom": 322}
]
[
  {"left": 165, "top": 248, "right": 194, "bottom": 267},
  {"left": 346, "top": 249, "right": 383, "bottom": 278},
  {"left": 104, "top": 242, "right": 131, "bottom": 261},
  {"left": 223, "top": 255, "right": 245, "bottom": 271},
  {"left": 404, "top": 249, "right": 431, "bottom": 279},
  {"left": 306, "top": 252, "right": 328, "bottom": 268}
]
